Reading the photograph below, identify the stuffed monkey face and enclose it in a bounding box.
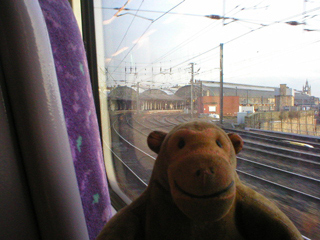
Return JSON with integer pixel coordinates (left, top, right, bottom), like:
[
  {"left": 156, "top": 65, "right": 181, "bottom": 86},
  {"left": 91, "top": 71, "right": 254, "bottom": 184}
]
[{"left": 148, "top": 122, "right": 243, "bottom": 222}]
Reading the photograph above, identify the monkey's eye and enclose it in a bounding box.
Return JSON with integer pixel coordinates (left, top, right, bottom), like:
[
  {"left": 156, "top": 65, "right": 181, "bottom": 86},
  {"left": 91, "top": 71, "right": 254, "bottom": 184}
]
[
  {"left": 178, "top": 139, "right": 185, "bottom": 149},
  {"left": 216, "top": 140, "right": 222, "bottom": 148}
]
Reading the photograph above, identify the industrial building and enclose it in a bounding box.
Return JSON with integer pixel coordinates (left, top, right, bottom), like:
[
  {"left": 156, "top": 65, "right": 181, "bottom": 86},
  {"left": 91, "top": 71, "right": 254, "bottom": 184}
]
[
  {"left": 108, "top": 86, "right": 184, "bottom": 111},
  {"left": 199, "top": 81, "right": 276, "bottom": 112},
  {"left": 198, "top": 96, "right": 240, "bottom": 117},
  {"left": 107, "top": 80, "right": 319, "bottom": 114},
  {"left": 139, "top": 89, "right": 184, "bottom": 111}
]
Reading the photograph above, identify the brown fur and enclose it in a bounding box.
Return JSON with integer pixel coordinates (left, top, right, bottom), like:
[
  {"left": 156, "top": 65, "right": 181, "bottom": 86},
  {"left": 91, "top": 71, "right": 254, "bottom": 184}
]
[{"left": 97, "top": 121, "right": 303, "bottom": 240}]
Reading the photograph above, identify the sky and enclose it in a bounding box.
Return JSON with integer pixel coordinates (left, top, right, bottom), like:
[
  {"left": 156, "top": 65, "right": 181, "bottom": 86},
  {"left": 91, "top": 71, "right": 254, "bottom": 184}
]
[{"left": 100, "top": 0, "right": 320, "bottom": 97}]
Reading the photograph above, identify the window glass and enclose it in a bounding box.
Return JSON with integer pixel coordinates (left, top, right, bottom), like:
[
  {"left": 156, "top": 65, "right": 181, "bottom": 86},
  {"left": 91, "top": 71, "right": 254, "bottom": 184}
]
[{"left": 94, "top": 0, "right": 320, "bottom": 238}]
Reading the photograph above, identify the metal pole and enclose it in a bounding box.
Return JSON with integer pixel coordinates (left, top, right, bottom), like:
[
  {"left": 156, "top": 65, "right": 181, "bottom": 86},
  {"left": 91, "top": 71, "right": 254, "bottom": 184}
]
[
  {"left": 190, "top": 63, "right": 194, "bottom": 118},
  {"left": 220, "top": 43, "right": 224, "bottom": 124},
  {"left": 222, "top": 0, "right": 226, "bottom": 26},
  {"left": 137, "top": 82, "right": 140, "bottom": 113}
]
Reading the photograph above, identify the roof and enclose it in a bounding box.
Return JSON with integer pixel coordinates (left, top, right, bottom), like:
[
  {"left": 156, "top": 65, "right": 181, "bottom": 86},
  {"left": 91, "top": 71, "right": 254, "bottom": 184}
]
[
  {"left": 202, "top": 81, "right": 276, "bottom": 92},
  {"left": 175, "top": 85, "right": 214, "bottom": 99},
  {"left": 201, "top": 82, "right": 275, "bottom": 98},
  {"left": 140, "top": 89, "right": 183, "bottom": 101},
  {"left": 108, "top": 86, "right": 137, "bottom": 101}
]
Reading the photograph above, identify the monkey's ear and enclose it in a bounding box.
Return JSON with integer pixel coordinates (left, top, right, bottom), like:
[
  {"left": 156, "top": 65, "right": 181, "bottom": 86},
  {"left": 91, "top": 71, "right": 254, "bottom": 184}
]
[
  {"left": 227, "top": 133, "right": 243, "bottom": 154},
  {"left": 147, "top": 131, "right": 167, "bottom": 154}
]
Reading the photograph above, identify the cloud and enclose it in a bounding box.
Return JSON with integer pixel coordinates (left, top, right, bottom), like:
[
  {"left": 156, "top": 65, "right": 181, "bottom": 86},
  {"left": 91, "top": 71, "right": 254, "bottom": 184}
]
[
  {"left": 112, "top": 47, "right": 129, "bottom": 57},
  {"left": 103, "top": 16, "right": 117, "bottom": 25},
  {"left": 105, "top": 58, "right": 112, "bottom": 64},
  {"left": 132, "top": 29, "right": 157, "bottom": 48}
]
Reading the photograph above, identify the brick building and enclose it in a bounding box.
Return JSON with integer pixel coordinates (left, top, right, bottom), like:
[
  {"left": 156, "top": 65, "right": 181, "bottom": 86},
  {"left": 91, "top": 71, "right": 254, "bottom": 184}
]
[{"left": 198, "top": 96, "right": 240, "bottom": 117}]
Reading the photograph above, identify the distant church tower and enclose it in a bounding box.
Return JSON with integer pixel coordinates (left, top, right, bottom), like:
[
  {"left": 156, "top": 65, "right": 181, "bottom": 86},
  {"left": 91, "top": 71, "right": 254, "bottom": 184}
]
[{"left": 302, "top": 80, "right": 311, "bottom": 95}]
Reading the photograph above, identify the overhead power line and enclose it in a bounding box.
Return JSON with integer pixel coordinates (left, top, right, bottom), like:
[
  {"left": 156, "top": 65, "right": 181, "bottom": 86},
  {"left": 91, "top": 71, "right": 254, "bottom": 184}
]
[
  {"left": 145, "top": 4, "right": 320, "bottom": 73},
  {"left": 106, "top": 0, "right": 145, "bottom": 69},
  {"left": 102, "top": 7, "right": 222, "bottom": 18},
  {"left": 139, "top": 4, "right": 320, "bottom": 83},
  {"left": 107, "top": 2, "right": 320, "bottom": 86},
  {"left": 111, "top": 0, "right": 186, "bottom": 75}
]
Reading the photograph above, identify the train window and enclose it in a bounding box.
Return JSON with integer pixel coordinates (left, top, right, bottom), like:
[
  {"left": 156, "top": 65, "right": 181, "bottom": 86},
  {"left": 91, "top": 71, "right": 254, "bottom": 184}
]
[{"left": 93, "top": 0, "right": 319, "bottom": 238}]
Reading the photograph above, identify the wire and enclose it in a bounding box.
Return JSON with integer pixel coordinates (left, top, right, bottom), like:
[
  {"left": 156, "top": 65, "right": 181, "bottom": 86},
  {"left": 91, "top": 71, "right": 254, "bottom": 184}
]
[
  {"left": 108, "top": 2, "right": 320, "bottom": 87},
  {"left": 136, "top": 21, "right": 222, "bottom": 75},
  {"left": 134, "top": 1, "right": 251, "bottom": 73},
  {"left": 140, "top": 2, "right": 318, "bottom": 74},
  {"left": 106, "top": 0, "right": 145, "bottom": 69},
  {"left": 206, "top": 5, "right": 320, "bottom": 54},
  {"left": 111, "top": 0, "right": 186, "bottom": 74},
  {"left": 173, "top": 5, "right": 320, "bottom": 78},
  {"left": 101, "top": 7, "right": 216, "bottom": 18},
  {"left": 103, "top": 0, "right": 133, "bottom": 25},
  {"left": 106, "top": 1, "right": 272, "bottom": 74}
]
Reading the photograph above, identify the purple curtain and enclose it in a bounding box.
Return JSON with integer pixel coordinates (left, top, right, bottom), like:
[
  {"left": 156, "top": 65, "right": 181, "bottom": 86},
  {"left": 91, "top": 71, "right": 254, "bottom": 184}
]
[{"left": 39, "top": 0, "right": 112, "bottom": 238}]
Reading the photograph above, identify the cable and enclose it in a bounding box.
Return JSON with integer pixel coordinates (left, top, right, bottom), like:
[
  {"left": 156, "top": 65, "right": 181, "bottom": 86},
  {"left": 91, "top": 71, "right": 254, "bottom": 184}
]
[
  {"left": 180, "top": 5, "right": 320, "bottom": 78},
  {"left": 103, "top": 0, "right": 133, "bottom": 25},
  {"left": 108, "top": 2, "right": 320, "bottom": 88},
  {"left": 135, "top": 1, "right": 268, "bottom": 71},
  {"left": 108, "top": 1, "right": 270, "bottom": 75},
  {"left": 111, "top": 0, "right": 186, "bottom": 75},
  {"left": 135, "top": 21, "right": 222, "bottom": 75},
  {"left": 138, "top": 45, "right": 222, "bottom": 83},
  {"left": 101, "top": 7, "right": 216, "bottom": 18},
  {"left": 106, "top": 0, "right": 145, "bottom": 69},
  {"left": 143, "top": 3, "right": 320, "bottom": 76}
]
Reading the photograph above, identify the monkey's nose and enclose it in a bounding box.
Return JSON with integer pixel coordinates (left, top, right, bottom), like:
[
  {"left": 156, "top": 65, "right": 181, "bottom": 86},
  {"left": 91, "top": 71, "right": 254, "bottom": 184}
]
[
  {"left": 196, "top": 167, "right": 215, "bottom": 185},
  {"left": 196, "top": 167, "right": 214, "bottom": 176}
]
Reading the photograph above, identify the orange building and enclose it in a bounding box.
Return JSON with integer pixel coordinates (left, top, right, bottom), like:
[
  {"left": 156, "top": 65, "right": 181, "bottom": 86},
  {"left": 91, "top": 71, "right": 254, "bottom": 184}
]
[{"left": 198, "top": 96, "right": 240, "bottom": 117}]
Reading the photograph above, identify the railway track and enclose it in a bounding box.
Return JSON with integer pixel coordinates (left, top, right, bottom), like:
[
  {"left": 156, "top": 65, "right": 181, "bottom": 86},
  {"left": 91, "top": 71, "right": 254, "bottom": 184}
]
[
  {"left": 239, "top": 146, "right": 320, "bottom": 179},
  {"left": 126, "top": 114, "right": 320, "bottom": 199},
  {"left": 237, "top": 157, "right": 320, "bottom": 200},
  {"left": 110, "top": 112, "right": 319, "bottom": 239},
  {"left": 224, "top": 127, "right": 320, "bottom": 155},
  {"left": 248, "top": 127, "right": 320, "bottom": 145}
]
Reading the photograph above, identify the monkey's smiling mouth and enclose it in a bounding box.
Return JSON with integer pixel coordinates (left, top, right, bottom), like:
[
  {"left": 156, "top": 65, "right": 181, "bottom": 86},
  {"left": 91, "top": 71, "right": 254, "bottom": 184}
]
[{"left": 174, "top": 181, "right": 234, "bottom": 199}]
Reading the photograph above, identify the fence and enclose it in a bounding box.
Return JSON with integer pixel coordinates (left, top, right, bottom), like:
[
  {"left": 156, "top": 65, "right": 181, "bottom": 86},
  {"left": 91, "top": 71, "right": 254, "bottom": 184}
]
[{"left": 245, "top": 110, "right": 320, "bottom": 136}]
